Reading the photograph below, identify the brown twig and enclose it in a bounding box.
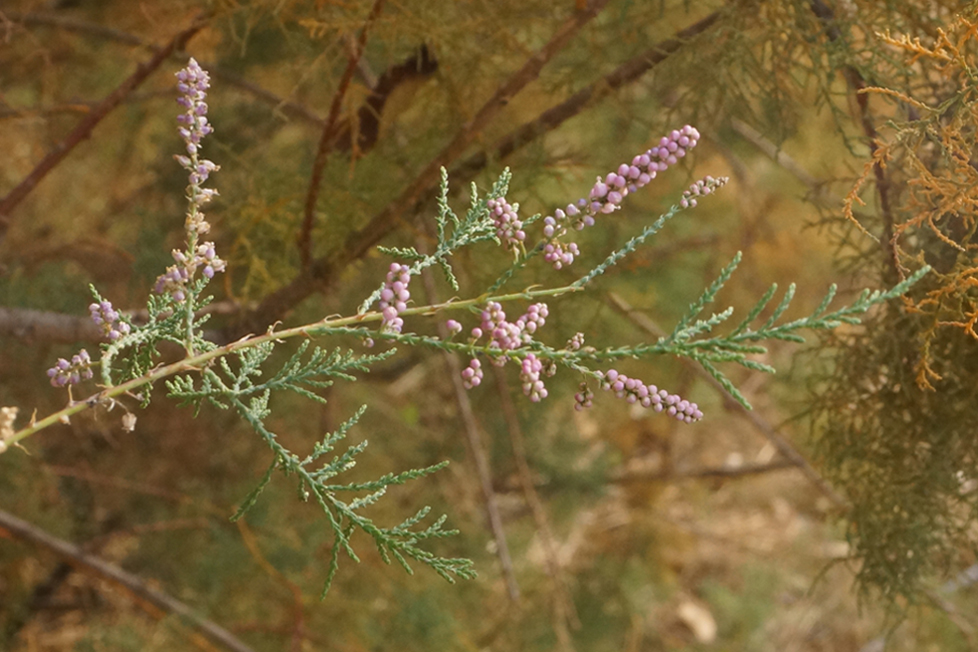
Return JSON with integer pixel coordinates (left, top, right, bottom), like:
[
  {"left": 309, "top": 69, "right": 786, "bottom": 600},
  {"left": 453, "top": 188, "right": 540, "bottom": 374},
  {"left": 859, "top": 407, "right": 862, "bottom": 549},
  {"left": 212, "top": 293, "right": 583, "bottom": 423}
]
[
  {"left": 453, "top": 10, "right": 721, "bottom": 179},
  {"left": 492, "top": 365, "right": 580, "bottom": 648},
  {"left": 0, "top": 15, "right": 209, "bottom": 241},
  {"left": 8, "top": 11, "right": 326, "bottom": 127},
  {"left": 44, "top": 464, "right": 307, "bottom": 650},
  {"left": 415, "top": 239, "right": 520, "bottom": 601},
  {"left": 331, "top": 44, "right": 439, "bottom": 155},
  {"left": 809, "top": 0, "right": 900, "bottom": 283},
  {"left": 0, "top": 306, "right": 103, "bottom": 343},
  {"left": 299, "top": 0, "right": 385, "bottom": 269},
  {"left": 605, "top": 291, "right": 848, "bottom": 508},
  {"left": 225, "top": 0, "right": 657, "bottom": 340},
  {"left": 0, "top": 302, "right": 241, "bottom": 344},
  {"left": 612, "top": 459, "right": 796, "bottom": 484},
  {"left": 0, "top": 508, "right": 257, "bottom": 652}
]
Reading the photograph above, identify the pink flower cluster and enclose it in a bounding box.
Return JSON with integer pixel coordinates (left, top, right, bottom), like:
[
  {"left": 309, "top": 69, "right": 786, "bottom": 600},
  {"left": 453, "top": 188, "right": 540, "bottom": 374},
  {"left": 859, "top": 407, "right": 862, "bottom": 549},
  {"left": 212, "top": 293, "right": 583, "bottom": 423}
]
[
  {"left": 90, "top": 300, "right": 131, "bottom": 341},
  {"left": 520, "top": 353, "right": 547, "bottom": 402},
  {"left": 470, "top": 301, "right": 549, "bottom": 353},
  {"left": 173, "top": 59, "right": 220, "bottom": 211},
  {"left": 461, "top": 358, "right": 483, "bottom": 389},
  {"left": 487, "top": 197, "right": 525, "bottom": 251},
  {"left": 541, "top": 125, "right": 701, "bottom": 269},
  {"left": 596, "top": 369, "right": 702, "bottom": 423},
  {"left": 379, "top": 263, "right": 411, "bottom": 333},
  {"left": 679, "top": 175, "right": 728, "bottom": 209},
  {"left": 453, "top": 302, "right": 551, "bottom": 395},
  {"left": 175, "top": 59, "right": 213, "bottom": 154},
  {"left": 47, "top": 350, "right": 93, "bottom": 387}
]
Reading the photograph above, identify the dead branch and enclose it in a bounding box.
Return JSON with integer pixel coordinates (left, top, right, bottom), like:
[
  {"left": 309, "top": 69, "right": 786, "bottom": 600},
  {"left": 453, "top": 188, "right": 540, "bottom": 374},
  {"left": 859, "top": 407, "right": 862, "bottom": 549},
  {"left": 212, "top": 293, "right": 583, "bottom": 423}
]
[
  {"left": 415, "top": 238, "right": 521, "bottom": 601},
  {"left": 492, "top": 365, "right": 580, "bottom": 648},
  {"left": 0, "top": 15, "right": 209, "bottom": 241},
  {"left": 299, "top": 0, "right": 385, "bottom": 269},
  {"left": 0, "top": 507, "right": 256, "bottom": 652}
]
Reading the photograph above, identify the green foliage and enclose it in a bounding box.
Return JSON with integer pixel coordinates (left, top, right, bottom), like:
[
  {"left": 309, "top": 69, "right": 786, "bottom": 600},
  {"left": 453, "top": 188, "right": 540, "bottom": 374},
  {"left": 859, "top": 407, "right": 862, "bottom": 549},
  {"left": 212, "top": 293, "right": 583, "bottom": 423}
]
[
  {"left": 4, "top": 1, "right": 975, "bottom": 649},
  {"left": 811, "top": 10, "right": 978, "bottom": 606}
]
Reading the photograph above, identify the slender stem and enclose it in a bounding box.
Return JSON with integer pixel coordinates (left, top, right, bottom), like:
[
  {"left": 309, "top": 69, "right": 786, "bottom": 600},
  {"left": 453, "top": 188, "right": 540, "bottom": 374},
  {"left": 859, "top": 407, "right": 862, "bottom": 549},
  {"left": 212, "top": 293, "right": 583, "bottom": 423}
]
[
  {"left": 416, "top": 253, "right": 521, "bottom": 601},
  {"left": 6, "top": 284, "right": 583, "bottom": 450}
]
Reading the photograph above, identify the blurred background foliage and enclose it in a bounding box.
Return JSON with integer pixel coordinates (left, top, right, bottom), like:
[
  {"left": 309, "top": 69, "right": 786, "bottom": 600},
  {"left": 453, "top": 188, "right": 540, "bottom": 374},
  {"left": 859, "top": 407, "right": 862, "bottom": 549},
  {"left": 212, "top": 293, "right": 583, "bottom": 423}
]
[{"left": 1, "top": 0, "right": 977, "bottom": 650}]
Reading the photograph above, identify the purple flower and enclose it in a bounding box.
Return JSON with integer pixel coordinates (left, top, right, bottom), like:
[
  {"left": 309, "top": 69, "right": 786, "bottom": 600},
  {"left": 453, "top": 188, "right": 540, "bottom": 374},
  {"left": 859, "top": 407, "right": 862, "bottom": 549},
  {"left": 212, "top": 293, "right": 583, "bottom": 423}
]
[
  {"left": 679, "top": 175, "right": 729, "bottom": 209},
  {"left": 515, "top": 303, "right": 548, "bottom": 335},
  {"left": 598, "top": 369, "right": 703, "bottom": 423},
  {"left": 378, "top": 263, "right": 411, "bottom": 333},
  {"left": 445, "top": 319, "right": 463, "bottom": 336},
  {"left": 566, "top": 332, "right": 585, "bottom": 351},
  {"left": 519, "top": 353, "right": 547, "bottom": 402},
  {"left": 89, "top": 300, "right": 131, "bottom": 341},
  {"left": 473, "top": 301, "right": 550, "bottom": 352},
  {"left": 154, "top": 242, "right": 226, "bottom": 303},
  {"left": 487, "top": 196, "right": 526, "bottom": 251},
  {"left": 174, "top": 58, "right": 220, "bottom": 229},
  {"left": 461, "top": 358, "right": 483, "bottom": 389},
  {"left": 540, "top": 125, "right": 702, "bottom": 269},
  {"left": 154, "top": 59, "right": 226, "bottom": 304},
  {"left": 46, "top": 349, "right": 94, "bottom": 388},
  {"left": 574, "top": 382, "right": 593, "bottom": 411}
]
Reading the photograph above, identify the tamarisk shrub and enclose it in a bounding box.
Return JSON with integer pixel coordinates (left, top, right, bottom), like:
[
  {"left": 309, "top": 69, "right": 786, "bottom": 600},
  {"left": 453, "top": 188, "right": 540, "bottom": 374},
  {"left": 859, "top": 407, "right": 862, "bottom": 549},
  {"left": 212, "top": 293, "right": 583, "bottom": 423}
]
[{"left": 0, "top": 59, "right": 928, "bottom": 596}]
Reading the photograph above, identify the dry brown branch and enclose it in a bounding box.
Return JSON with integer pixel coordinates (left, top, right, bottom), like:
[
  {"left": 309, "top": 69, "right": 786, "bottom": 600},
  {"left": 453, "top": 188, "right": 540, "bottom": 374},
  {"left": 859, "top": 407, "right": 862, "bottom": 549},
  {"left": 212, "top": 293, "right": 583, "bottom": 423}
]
[
  {"left": 605, "top": 291, "right": 848, "bottom": 508},
  {"left": 416, "top": 239, "right": 520, "bottom": 602},
  {"left": 299, "top": 0, "right": 385, "bottom": 269},
  {"left": 491, "top": 365, "right": 580, "bottom": 649},
  {"left": 612, "top": 459, "right": 796, "bottom": 484},
  {"left": 0, "top": 508, "right": 257, "bottom": 652},
  {"left": 0, "top": 14, "right": 209, "bottom": 241},
  {"left": 43, "top": 464, "right": 307, "bottom": 648},
  {"left": 224, "top": 3, "right": 712, "bottom": 341},
  {"left": 453, "top": 10, "right": 721, "bottom": 178},
  {"left": 0, "top": 302, "right": 241, "bottom": 344},
  {"left": 0, "top": 306, "right": 103, "bottom": 343},
  {"left": 6, "top": 11, "right": 328, "bottom": 127},
  {"left": 809, "top": 0, "right": 901, "bottom": 282}
]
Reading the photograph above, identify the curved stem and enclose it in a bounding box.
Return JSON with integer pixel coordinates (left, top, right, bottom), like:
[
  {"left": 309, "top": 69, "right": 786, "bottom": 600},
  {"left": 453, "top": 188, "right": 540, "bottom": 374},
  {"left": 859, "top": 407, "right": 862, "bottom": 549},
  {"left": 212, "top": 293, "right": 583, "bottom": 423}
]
[{"left": 5, "top": 284, "right": 584, "bottom": 450}]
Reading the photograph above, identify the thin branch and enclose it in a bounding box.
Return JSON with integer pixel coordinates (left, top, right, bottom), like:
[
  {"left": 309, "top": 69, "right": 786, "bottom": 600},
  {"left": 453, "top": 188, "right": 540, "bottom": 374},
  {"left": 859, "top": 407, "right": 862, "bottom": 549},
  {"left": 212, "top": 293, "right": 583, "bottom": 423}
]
[
  {"left": 332, "top": 0, "right": 615, "bottom": 260},
  {"left": 605, "top": 291, "right": 848, "bottom": 508},
  {"left": 7, "top": 11, "right": 327, "bottom": 127},
  {"left": 492, "top": 365, "right": 580, "bottom": 647},
  {"left": 0, "top": 14, "right": 209, "bottom": 241},
  {"left": 809, "top": 0, "right": 900, "bottom": 282},
  {"left": 299, "top": 0, "right": 385, "bottom": 269},
  {"left": 453, "top": 10, "right": 721, "bottom": 179},
  {"left": 0, "top": 306, "right": 103, "bottom": 343},
  {"left": 0, "top": 508, "right": 257, "bottom": 652},
  {"left": 6, "top": 11, "right": 145, "bottom": 45},
  {"left": 0, "top": 303, "right": 239, "bottom": 344},
  {"left": 227, "top": 0, "right": 711, "bottom": 341},
  {"left": 728, "top": 117, "right": 826, "bottom": 197},
  {"left": 416, "top": 241, "right": 520, "bottom": 602},
  {"left": 612, "top": 459, "right": 796, "bottom": 484}
]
